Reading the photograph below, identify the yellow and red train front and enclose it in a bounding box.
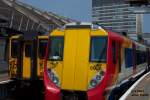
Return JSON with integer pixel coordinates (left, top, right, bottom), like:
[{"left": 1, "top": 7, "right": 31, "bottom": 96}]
[{"left": 44, "top": 27, "right": 109, "bottom": 100}]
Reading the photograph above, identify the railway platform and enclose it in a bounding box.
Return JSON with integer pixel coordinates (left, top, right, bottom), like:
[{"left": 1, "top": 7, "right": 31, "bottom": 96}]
[
  {"left": 0, "top": 62, "right": 9, "bottom": 82},
  {"left": 0, "top": 73, "right": 10, "bottom": 100},
  {"left": 0, "top": 73, "right": 9, "bottom": 83},
  {"left": 120, "top": 71, "right": 150, "bottom": 100}
]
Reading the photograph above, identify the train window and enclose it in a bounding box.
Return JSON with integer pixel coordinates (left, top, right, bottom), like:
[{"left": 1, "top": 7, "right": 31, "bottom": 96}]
[
  {"left": 49, "top": 37, "right": 64, "bottom": 61},
  {"left": 0, "top": 39, "right": 6, "bottom": 61},
  {"left": 38, "top": 39, "right": 47, "bottom": 58},
  {"left": 11, "top": 40, "right": 19, "bottom": 58},
  {"left": 90, "top": 37, "right": 107, "bottom": 62},
  {"left": 125, "top": 48, "right": 133, "bottom": 68},
  {"left": 136, "top": 50, "right": 146, "bottom": 65},
  {"left": 25, "top": 44, "right": 32, "bottom": 57},
  {"left": 112, "top": 41, "right": 116, "bottom": 64}
]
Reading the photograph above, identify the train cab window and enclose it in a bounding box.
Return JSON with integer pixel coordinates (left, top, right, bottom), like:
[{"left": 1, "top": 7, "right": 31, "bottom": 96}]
[
  {"left": 38, "top": 39, "right": 47, "bottom": 58},
  {"left": 90, "top": 37, "right": 107, "bottom": 62},
  {"left": 25, "top": 44, "right": 32, "bottom": 57},
  {"left": 11, "top": 40, "right": 19, "bottom": 58},
  {"left": 49, "top": 37, "right": 64, "bottom": 61}
]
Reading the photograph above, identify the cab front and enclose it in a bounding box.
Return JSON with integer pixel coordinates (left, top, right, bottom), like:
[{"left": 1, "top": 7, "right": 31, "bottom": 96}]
[
  {"left": 44, "top": 24, "right": 108, "bottom": 100},
  {"left": 9, "top": 35, "right": 22, "bottom": 79}
]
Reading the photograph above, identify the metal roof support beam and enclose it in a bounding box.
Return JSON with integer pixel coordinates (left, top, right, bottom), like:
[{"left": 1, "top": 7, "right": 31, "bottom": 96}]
[
  {"left": 11, "top": 3, "right": 49, "bottom": 31},
  {"left": 31, "top": 22, "right": 35, "bottom": 30},
  {"left": 2, "top": 0, "right": 73, "bottom": 32},
  {"left": 36, "top": 23, "right": 41, "bottom": 31},
  {"left": 18, "top": 15, "right": 23, "bottom": 31},
  {"left": 9, "top": 0, "right": 16, "bottom": 28},
  {"left": 45, "top": 13, "right": 62, "bottom": 27},
  {"left": 25, "top": 18, "right": 29, "bottom": 31},
  {"left": 9, "top": 11, "right": 14, "bottom": 28}
]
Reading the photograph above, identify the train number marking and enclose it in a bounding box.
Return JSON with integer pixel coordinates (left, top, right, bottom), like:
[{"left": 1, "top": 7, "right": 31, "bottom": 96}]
[{"left": 90, "top": 64, "right": 102, "bottom": 71}]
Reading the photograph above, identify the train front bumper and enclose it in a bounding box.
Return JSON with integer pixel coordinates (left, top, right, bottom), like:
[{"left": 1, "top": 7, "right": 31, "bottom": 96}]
[
  {"left": 45, "top": 87, "right": 105, "bottom": 100},
  {"left": 45, "top": 86, "right": 61, "bottom": 100}
]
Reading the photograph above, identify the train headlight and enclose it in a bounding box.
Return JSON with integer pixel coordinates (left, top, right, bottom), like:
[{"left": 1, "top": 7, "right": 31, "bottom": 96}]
[
  {"left": 96, "top": 74, "right": 101, "bottom": 80},
  {"left": 47, "top": 68, "right": 60, "bottom": 87},
  {"left": 52, "top": 76, "right": 59, "bottom": 85},
  {"left": 88, "top": 71, "right": 105, "bottom": 89},
  {"left": 90, "top": 79, "right": 97, "bottom": 87}
]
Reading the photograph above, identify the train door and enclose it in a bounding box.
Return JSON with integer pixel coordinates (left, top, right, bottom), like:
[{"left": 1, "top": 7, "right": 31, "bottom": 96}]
[
  {"left": 109, "top": 40, "right": 122, "bottom": 100},
  {"left": 9, "top": 38, "right": 22, "bottom": 79},
  {"left": 22, "top": 42, "right": 34, "bottom": 79},
  {"left": 132, "top": 43, "right": 136, "bottom": 73},
  {"left": 37, "top": 38, "right": 48, "bottom": 79},
  {"left": 112, "top": 41, "right": 121, "bottom": 83}
]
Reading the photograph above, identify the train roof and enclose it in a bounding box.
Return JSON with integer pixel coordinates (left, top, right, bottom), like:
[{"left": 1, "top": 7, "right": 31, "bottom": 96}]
[
  {"left": 108, "top": 30, "right": 150, "bottom": 49},
  {"left": 11, "top": 31, "right": 44, "bottom": 41},
  {"left": 60, "top": 22, "right": 104, "bottom": 30},
  {"left": 60, "top": 22, "right": 149, "bottom": 48}
]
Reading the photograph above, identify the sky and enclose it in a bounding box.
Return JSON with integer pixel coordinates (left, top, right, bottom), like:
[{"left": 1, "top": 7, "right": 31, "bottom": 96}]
[
  {"left": 143, "top": 14, "right": 150, "bottom": 33},
  {"left": 19, "top": 0, "right": 91, "bottom": 21},
  {"left": 19, "top": 0, "right": 150, "bottom": 33}
]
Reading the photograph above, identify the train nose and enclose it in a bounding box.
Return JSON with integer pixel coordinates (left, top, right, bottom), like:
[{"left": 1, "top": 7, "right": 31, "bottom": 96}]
[
  {"left": 61, "top": 63, "right": 89, "bottom": 91},
  {"left": 61, "top": 30, "right": 90, "bottom": 91}
]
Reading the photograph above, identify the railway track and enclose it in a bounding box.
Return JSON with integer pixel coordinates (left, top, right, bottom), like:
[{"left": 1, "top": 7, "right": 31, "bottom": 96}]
[{"left": 0, "top": 80, "right": 44, "bottom": 100}]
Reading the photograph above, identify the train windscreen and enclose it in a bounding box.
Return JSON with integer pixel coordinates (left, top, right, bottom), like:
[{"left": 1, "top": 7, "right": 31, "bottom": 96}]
[
  {"left": 11, "top": 40, "right": 19, "bottom": 58},
  {"left": 39, "top": 39, "right": 48, "bottom": 58},
  {"left": 90, "top": 37, "right": 107, "bottom": 62},
  {"left": 48, "top": 37, "right": 64, "bottom": 61}
]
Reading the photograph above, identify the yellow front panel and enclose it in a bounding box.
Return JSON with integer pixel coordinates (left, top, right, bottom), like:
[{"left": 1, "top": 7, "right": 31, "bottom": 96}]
[
  {"left": 23, "top": 43, "right": 31, "bottom": 79},
  {"left": 62, "top": 30, "right": 78, "bottom": 90},
  {"left": 51, "top": 29, "right": 64, "bottom": 36},
  {"left": 91, "top": 29, "right": 107, "bottom": 36},
  {"left": 49, "top": 28, "right": 108, "bottom": 91},
  {"left": 74, "top": 29, "right": 90, "bottom": 91},
  {"left": 47, "top": 61, "right": 63, "bottom": 82},
  {"left": 88, "top": 63, "right": 106, "bottom": 85}
]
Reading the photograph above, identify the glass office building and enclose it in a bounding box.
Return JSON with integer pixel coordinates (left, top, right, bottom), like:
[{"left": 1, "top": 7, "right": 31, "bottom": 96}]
[{"left": 92, "top": 0, "right": 137, "bottom": 34}]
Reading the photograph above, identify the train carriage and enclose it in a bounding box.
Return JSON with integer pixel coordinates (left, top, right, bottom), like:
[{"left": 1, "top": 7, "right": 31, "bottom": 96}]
[
  {"left": 9, "top": 31, "right": 48, "bottom": 81},
  {"left": 44, "top": 23, "right": 150, "bottom": 100}
]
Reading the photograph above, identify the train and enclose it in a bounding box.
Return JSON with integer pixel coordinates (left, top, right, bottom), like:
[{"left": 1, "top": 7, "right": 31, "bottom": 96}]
[
  {"left": 43, "top": 23, "right": 150, "bottom": 100},
  {"left": 9, "top": 31, "right": 48, "bottom": 81}
]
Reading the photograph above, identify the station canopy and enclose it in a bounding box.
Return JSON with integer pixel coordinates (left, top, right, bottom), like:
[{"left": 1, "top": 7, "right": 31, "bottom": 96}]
[{"left": 0, "top": 0, "right": 75, "bottom": 34}]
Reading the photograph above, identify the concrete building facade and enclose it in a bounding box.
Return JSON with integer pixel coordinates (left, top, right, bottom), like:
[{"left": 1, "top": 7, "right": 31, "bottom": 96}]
[{"left": 92, "top": 0, "right": 137, "bottom": 34}]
